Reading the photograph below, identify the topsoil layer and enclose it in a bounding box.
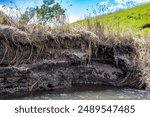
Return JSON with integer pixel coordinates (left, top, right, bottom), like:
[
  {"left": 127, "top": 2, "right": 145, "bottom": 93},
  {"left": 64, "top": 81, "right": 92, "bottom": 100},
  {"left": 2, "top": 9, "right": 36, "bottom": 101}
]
[{"left": 0, "top": 25, "right": 149, "bottom": 98}]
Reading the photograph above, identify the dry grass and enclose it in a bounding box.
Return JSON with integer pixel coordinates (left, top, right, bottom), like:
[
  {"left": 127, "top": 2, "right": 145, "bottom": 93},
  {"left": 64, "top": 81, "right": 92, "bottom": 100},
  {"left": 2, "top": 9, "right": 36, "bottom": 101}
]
[
  {"left": 0, "top": 25, "right": 98, "bottom": 65},
  {"left": 0, "top": 15, "right": 150, "bottom": 91},
  {"left": 93, "top": 24, "right": 150, "bottom": 89},
  {"left": 0, "top": 11, "right": 17, "bottom": 27}
]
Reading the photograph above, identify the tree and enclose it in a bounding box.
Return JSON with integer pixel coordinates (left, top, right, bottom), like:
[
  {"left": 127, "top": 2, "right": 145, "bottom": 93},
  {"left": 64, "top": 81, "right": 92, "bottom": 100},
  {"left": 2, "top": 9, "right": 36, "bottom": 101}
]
[{"left": 20, "top": 0, "right": 65, "bottom": 25}]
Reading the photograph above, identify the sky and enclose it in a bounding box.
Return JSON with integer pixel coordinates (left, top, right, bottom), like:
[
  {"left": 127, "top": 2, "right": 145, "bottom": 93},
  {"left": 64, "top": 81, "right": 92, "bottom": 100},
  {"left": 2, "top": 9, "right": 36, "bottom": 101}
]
[{"left": 0, "top": 0, "right": 150, "bottom": 23}]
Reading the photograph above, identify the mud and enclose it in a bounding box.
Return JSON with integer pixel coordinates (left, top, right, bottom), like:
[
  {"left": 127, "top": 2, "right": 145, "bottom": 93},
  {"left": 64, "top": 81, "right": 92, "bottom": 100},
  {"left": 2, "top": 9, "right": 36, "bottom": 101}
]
[{"left": 0, "top": 25, "right": 147, "bottom": 98}]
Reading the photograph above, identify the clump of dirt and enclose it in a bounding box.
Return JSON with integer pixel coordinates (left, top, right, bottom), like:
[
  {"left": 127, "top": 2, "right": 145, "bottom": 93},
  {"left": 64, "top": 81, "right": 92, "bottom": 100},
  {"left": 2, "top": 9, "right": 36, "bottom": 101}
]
[
  {"left": 141, "top": 23, "right": 150, "bottom": 30},
  {"left": 0, "top": 25, "right": 99, "bottom": 66},
  {"left": 0, "top": 24, "right": 150, "bottom": 98}
]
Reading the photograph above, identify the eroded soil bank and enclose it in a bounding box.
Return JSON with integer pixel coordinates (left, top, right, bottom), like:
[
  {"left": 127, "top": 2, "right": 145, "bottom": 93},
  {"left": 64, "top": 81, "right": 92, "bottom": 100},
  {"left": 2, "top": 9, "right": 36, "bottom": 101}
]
[{"left": 0, "top": 25, "right": 149, "bottom": 98}]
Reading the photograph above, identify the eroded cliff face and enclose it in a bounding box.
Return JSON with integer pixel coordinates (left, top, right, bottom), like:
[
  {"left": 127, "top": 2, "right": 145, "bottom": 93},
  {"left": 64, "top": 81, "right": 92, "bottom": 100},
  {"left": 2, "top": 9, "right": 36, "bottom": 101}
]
[{"left": 0, "top": 25, "right": 148, "bottom": 98}]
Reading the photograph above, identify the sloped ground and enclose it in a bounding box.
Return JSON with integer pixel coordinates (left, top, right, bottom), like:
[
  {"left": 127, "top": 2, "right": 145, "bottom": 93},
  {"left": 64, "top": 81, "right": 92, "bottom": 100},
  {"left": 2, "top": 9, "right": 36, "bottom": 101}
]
[
  {"left": 72, "top": 3, "right": 150, "bottom": 36},
  {"left": 0, "top": 25, "right": 149, "bottom": 98}
]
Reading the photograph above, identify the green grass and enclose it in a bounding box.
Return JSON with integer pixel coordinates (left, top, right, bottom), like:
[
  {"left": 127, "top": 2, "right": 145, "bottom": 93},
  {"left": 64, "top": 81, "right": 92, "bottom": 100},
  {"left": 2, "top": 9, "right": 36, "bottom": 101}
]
[{"left": 72, "top": 3, "right": 150, "bottom": 37}]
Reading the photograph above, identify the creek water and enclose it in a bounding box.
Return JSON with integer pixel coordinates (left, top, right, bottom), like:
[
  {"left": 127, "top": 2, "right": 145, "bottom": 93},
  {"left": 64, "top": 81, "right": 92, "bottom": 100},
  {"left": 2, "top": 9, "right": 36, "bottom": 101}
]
[{"left": 23, "top": 85, "right": 150, "bottom": 100}]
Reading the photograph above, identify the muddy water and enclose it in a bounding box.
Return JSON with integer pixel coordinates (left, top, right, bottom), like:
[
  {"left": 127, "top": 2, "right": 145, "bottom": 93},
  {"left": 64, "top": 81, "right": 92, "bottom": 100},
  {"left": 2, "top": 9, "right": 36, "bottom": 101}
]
[{"left": 24, "top": 85, "right": 150, "bottom": 100}]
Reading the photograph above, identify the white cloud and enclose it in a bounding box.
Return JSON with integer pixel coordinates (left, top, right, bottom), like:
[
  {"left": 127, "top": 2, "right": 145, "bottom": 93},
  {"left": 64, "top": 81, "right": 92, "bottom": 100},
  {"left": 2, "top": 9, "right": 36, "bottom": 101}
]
[
  {"left": 68, "top": 16, "right": 80, "bottom": 23},
  {"left": 108, "top": 4, "right": 127, "bottom": 12},
  {"left": 115, "top": 0, "right": 150, "bottom": 4},
  {"left": 99, "top": 1, "right": 109, "bottom": 6},
  {"left": 115, "top": 0, "right": 129, "bottom": 4},
  {"left": 109, "top": 0, "right": 150, "bottom": 13}
]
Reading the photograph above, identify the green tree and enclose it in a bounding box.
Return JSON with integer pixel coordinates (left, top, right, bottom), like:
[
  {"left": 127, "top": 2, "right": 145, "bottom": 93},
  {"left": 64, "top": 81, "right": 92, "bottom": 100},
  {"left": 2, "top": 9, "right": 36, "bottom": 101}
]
[{"left": 20, "top": 0, "right": 65, "bottom": 25}]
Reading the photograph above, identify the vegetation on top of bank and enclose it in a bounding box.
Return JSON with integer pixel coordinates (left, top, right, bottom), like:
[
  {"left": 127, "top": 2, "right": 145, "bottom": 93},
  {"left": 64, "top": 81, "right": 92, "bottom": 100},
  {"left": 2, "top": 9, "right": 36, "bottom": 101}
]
[
  {"left": 72, "top": 3, "right": 150, "bottom": 37},
  {"left": 0, "top": 1, "right": 150, "bottom": 91}
]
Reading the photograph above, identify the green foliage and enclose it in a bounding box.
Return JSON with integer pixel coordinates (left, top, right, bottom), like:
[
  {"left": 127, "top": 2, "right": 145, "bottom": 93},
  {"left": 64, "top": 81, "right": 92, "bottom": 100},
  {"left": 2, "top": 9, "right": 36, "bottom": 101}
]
[
  {"left": 20, "top": 11, "right": 32, "bottom": 23},
  {"left": 72, "top": 3, "right": 150, "bottom": 37},
  {"left": 20, "top": 0, "right": 65, "bottom": 24}
]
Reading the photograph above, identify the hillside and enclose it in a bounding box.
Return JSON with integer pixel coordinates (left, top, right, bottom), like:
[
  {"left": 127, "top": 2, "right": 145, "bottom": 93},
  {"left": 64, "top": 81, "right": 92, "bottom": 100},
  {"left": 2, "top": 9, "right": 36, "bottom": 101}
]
[{"left": 72, "top": 3, "right": 150, "bottom": 37}]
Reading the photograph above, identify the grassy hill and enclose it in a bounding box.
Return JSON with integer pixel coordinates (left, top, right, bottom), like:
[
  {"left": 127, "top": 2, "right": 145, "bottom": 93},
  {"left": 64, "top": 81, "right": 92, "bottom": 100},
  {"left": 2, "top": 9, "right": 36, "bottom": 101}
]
[{"left": 72, "top": 3, "right": 150, "bottom": 37}]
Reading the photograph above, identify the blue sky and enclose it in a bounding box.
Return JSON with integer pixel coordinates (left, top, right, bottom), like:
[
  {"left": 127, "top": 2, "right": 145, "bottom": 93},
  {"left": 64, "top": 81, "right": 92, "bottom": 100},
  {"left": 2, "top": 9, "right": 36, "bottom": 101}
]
[{"left": 0, "top": 0, "right": 150, "bottom": 23}]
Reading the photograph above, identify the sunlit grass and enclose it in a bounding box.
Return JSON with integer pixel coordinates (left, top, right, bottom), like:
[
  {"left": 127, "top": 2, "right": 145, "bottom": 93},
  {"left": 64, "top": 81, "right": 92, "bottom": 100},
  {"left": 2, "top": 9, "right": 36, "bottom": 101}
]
[{"left": 72, "top": 3, "right": 150, "bottom": 37}]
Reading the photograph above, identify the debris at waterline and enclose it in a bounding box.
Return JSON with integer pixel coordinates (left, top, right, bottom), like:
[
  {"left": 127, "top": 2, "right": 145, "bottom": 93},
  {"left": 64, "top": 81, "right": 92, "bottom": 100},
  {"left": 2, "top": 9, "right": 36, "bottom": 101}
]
[{"left": 0, "top": 25, "right": 149, "bottom": 98}]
